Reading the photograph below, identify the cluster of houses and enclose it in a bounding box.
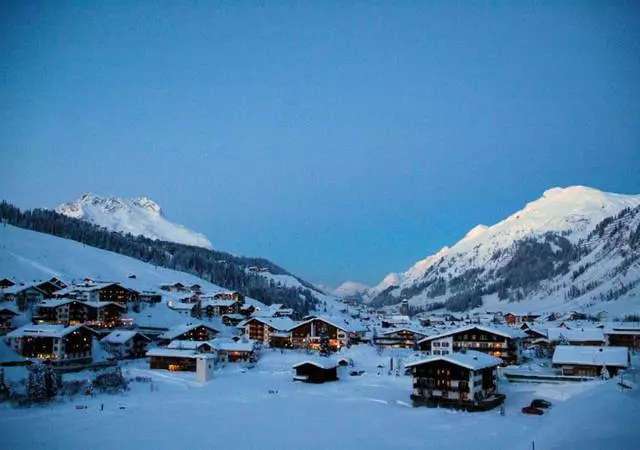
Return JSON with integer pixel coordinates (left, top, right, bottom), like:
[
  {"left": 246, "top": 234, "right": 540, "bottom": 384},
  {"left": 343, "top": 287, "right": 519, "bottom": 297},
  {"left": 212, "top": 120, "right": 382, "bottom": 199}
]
[{"left": 1, "top": 275, "right": 638, "bottom": 412}]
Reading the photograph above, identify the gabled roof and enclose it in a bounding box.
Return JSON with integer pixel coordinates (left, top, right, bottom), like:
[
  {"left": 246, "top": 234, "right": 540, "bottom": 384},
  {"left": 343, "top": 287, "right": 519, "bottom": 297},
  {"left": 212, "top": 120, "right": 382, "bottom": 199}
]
[
  {"left": 243, "top": 316, "right": 297, "bottom": 331},
  {"left": 6, "top": 324, "right": 94, "bottom": 339},
  {"left": 552, "top": 346, "right": 629, "bottom": 368},
  {"left": 210, "top": 338, "right": 255, "bottom": 352},
  {"left": 291, "top": 316, "right": 362, "bottom": 333},
  {"left": 167, "top": 340, "right": 214, "bottom": 350},
  {"left": 405, "top": 350, "right": 503, "bottom": 371},
  {"left": 0, "top": 306, "right": 19, "bottom": 316},
  {"left": 102, "top": 330, "right": 150, "bottom": 344},
  {"left": 157, "top": 322, "right": 219, "bottom": 340},
  {"left": 380, "top": 327, "right": 429, "bottom": 337},
  {"left": 417, "top": 324, "right": 526, "bottom": 344},
  {"left": 201, "top": 299, "right": 237, "bottom": 308},
  {"left": 547, "top": 328, "right": 605, "bottom": 343},
  {"left": 292, "top": 357, "right": 339, "bottom": 370},
  {"left": 2, "top": 284, "right": 47, "bottom": 296}
]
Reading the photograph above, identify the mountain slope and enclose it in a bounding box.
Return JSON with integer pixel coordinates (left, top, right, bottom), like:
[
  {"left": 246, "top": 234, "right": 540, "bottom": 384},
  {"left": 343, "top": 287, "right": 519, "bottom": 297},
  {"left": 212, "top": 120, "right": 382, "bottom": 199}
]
[
  {"left": 369, "top": 186, "right": 640, "bottom": 316},
  {"left": 56, "top": 193, "right": 212, "bottom": 249}
]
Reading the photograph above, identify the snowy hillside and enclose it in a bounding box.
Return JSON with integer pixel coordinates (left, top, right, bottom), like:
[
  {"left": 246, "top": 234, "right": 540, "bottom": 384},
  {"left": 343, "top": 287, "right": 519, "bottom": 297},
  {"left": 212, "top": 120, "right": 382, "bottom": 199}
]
[
  {"left": 333, "top": 281, "right": 371, "bottom": 299},
  {"left": 0, "top": 224, "right": 223, "bottom": 294},
  {"left": 56, "top": 193, "right": 212, "bottom": 249},
  {"left": 369, "top": 186, "right": 640, "bottom": 316}
]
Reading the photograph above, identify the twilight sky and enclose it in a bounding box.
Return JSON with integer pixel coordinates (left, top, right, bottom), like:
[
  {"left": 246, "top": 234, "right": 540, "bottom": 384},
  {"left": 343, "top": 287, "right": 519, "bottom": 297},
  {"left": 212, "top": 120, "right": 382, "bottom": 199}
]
[{"left": 1, "top": 1, "right": 639, "bottom": 287}]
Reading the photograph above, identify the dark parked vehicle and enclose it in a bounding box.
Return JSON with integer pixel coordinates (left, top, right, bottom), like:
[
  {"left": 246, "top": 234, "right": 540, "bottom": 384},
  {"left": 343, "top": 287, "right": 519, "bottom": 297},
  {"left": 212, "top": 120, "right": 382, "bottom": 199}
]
[
  {"left": 530, "top": 399, "right": 552, "bottom": 409},
  {"left": 522, "top": 406, "right": 544, "bottom": 415}
]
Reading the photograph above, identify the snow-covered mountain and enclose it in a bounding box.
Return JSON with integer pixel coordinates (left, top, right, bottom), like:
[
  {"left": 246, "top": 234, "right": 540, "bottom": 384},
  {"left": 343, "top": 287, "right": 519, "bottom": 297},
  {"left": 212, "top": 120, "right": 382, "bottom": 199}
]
[
  {"left": 56, "top": 193, "right": 212, "bottom": 249},
  {"left": 369, "top": 186, "right": 640, "bottom": 316},
  {"left": 333, "top": 281, "right": 371, "bottom": 300}
]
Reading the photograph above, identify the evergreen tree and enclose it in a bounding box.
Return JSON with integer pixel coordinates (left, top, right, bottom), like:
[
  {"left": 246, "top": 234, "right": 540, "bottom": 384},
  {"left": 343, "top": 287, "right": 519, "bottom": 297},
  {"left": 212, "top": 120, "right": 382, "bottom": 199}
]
[
  {"left": 27, "top": 363, "right": 48, "bottom": 403},
  {"left": 319, "top": 326, "right": 330, "bottom": 356}
]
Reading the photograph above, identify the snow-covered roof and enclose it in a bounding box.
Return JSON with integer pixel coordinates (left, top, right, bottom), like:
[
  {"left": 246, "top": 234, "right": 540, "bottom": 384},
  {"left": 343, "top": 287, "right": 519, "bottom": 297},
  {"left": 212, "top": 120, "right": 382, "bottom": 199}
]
[
  {"left": 2, "top": 284, "right": 45, "bottom": 295},
  {"left": 210, "top": 338, "right": 255, "bottom": 352},
  {"left": 0, "top": 305, "right": 19, "bottom": 315},
  {"left": 293, "top": 316, "right": 363, "bottom": 333},
  {"left": 102, "top": 330, "right": 150, "bottom": 344},
  {"left": 552, "top": 346, "right": 629, "bottom": 368},
  {"left": 158, "top": 322, "right": 218, "bottom": 340},
  {"left": 6, "top": 324, "right": 91, "bottom": 339},
  {"left": 201, "top": 299, "right": 236, "bottom": 308},
  {"left": 167, "top": 340, "right": 214, "bottom": 350},
  {"left": 146, "top": 348, "right": 199, "bottom": 358},
  {"left": 417, "top": 324, "right": 526, "bottom": 343},
  {"left": 292, "top": 357, "right": 339, "bottom": 370},
  {"left": 380, "top": 327, "right": 429, "bottom": 337},
  {"left": 244, "top": 316, "right": 297, "bottom": 331},
  {"left": 405, "top": 350, "right": 503, "bottom": 371},
  {"left": 547, "top": 328, "right": 605, "bottom": 343}
]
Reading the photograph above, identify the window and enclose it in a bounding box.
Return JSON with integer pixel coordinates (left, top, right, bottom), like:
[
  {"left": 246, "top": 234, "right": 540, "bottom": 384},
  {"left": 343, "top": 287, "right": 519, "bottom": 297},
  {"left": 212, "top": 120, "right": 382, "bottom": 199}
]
[
  {"left": 441, "top": 350, "right": 449, "bottom": 355},
  {"left": 433, "top": 350, "right": 441, "bottom": 355},
  {"left": 441, "top": 342, "right": 449, "bottom": 347},
  {"left": 433, "top": 342, "right": 440, "bottom": 347}
]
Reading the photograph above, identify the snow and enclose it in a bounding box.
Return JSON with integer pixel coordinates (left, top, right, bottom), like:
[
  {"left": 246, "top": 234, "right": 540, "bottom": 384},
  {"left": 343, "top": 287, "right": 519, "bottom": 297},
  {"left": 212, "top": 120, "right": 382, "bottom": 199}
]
[
  {"left": 333, "top": 281, "right": 371, "bottom": 298},
  {"left": 102, "top": 330, "right": 149, "bottom": 345},
  {"left": 56, "top": 193, "right": 213, "bottom": 249},
  {"left": 1, "top": 346, "right": 638, "bottom": 450},
  {"left": 406, "top": 349, "right": 502, "bottom": 370},
  {"left": 546, "top": 327, "right": 606, "bottom": 343},
  {"left": 552, "top": 346, "right": 630, "bottom": 368}
]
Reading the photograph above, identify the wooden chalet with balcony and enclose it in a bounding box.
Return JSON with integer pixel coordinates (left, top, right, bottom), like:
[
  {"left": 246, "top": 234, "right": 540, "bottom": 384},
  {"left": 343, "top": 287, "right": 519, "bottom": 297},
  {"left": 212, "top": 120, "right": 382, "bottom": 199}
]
[
  {"left": 375, "top": 328, "right": 429, "bottom": 349},
  {"left": 5, "top": 324, "right": 96, "bottom": 364},
  {"left": 604, "top": 326, "right": 640, "bottom": 351},
  {"left": 54, "top": 282, "right": 139, "bottom": 306},
  {"left": 242, "top": 317, "right": 295, "bottom": 348},
  {"left": 101, "top": 330, "right": 151, "bottom": 359},
  {"left": 552, "top": 346, "right": 630, "bottom": 378},
  {"left": 418, "top": 325, "right": 525, "bottom": 365},
  {"left": 200, "top": 298, "right": 240, "bottom": 317},
  {"left": 157, "top": 323, "right": 219, "bottom": 345},
  {"left": 406, "top": 350, "right": 504, "bottom": 411},
  {"left": 503, "top": 312, "right": 541, "bottom": 326},
  {"left": 147, "top": 348, "right": 213, "bottom": 372},
  {"left": 289, "top": 317, "right": 353, "bottom": 351},
  {"left": 1, "top": 284, "right": 48, "bottom": 308},
  {"left": 34, "top": 299, "right": 125, "bottom": 328},
  {"left": 210, "top": 338, "right": 257, "bottom": 363}
]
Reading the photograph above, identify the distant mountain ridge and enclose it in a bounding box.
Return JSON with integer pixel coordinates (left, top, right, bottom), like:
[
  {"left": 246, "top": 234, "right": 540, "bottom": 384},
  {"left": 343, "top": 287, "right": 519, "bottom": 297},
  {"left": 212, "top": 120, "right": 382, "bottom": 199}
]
[
  {"left": 366, "top": 186, "right": 640, "bottom": 315},
  {"left": 56, "top": 193, "right": 213, "bottom": 249}
]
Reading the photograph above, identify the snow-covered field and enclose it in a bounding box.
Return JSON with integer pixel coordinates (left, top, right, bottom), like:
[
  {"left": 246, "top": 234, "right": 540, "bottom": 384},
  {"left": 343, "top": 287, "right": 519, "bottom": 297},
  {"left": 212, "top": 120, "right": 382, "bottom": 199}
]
[{"left": 1, "top": 347, "right": 638, "bottom": 450}]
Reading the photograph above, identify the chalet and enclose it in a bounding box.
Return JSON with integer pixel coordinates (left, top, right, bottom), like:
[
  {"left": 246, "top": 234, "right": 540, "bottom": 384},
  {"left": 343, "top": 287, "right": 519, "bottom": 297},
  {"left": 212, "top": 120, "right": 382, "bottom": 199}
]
[
  {"left": 0, "top": 306, "right": 18, "bottom": 334},
  {"left": 35, "top": 299, "right": 125, "bottom": 327},
  {"left": 503, "top": 312, "right": 541, "bottom": 326},
  {"left": 604, "top": 326, "right": 640, "bottom": 350},
  {"left": 160, "top": 282, "right": 189, "bottom": 293},
  {"left": 190, "top": 284, "right": 202, "bottom": 294},
  {"left": 147, "top": 348, "right": 214, "bottom": 372},
  {"left": 418, "top": 325, "right": 525, "bottom": 365},
  {"left": 5, "top": 324, "right": 96, "bottom": 364},
  {"left": 547, "top": 328, "right": 606, "bottom": 347},
  {"left": 1, "top": 284, "right": 48, "bottom": 307},
  {"left": 222, "top": 313, "right": 245, "bottom": 327},
  {"left": 201, "top": 298, "right": 240, "bottom": 317},
  {"left": 138, "top": 290, "right": 163, "bottom": 304},
  {"left": 213, "top": 291, "right": 245, "bottom": 304},
  {"left": 0, "top": 278, "right": 16, "bottom": 289},
  {"left": 519, "top": 322, "right": 548, "bottom": 345},
  {"left": 54, "top": 282, "right": 139, "bottom": 305},
  {"left": 406, "top": 350, "right": 504, "bottom": 411},
  {"left": 101, "top": 330, "right": 151, "bottom": 359},
  {"left": 380, "top": 315, "right": 411, "bottom": 328},
  {"left": 268, "top": 303, "right": 294, "bottom": 317},
  {"left": 552, "top": 346, "right": 630, "bottom": 377},
  {"left": 289, "top": 317, "right": 355, "bottom": 351},
  {"left": 157, "top": 323, "right": 219, "bottom": 344},
  {"left": 210, "top": 338, "right": 256, "bottom": 363},
  {"left": 375, "top": 328, "right": 429, "bottom": 349},
  {"left": 243, "top": 317, "right": 296, "bottom": 348},
  {"left": 34, "top": 278, "right": 67, "bottom": 297},
  {"left": 167, "top": 300, "right": 197, "bottom": 317},
  {"left": 292, "top": 358, "right": 339, "bottom": 383},
  {"left": 167, "top": 340, "right": 215, "bottom": 353}
]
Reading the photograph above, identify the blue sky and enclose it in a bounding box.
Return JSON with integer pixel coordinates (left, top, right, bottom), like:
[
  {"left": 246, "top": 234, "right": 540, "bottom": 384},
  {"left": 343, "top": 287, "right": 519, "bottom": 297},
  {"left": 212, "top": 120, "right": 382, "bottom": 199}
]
[{"left": 2, "top": 1, "right": 639, "bottom": 287}]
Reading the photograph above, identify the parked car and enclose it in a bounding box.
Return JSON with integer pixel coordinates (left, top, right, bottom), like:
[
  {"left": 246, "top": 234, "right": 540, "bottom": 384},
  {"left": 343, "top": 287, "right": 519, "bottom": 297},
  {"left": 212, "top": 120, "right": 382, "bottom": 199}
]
[
  {"left": 530, "top": 399, "right": 552, "bottom": 409},
  {"left": 522, "top": 406, "right": 544, "bottom": 415}
]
